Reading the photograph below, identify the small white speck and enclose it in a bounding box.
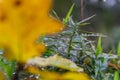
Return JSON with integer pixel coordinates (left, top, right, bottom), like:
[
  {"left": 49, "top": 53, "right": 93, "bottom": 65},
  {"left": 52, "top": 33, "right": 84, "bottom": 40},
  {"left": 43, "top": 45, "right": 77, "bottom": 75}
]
[{"left": 103, "top": 0, "right": 107, "bottom": 2}]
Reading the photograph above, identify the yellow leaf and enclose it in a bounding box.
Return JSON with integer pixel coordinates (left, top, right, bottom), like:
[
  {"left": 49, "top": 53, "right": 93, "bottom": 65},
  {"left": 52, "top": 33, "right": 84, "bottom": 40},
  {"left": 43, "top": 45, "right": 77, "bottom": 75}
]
[
  {"left": 0, "top": 0, "right": 64, "bottom": 63},
  {"left": 27, "top": 66, "right": 60, "bottom": 80},
  {"left": 0, "top": 70, "right": 6, "bottom": 80},
  {"left": 27, "top": 66, "right": 91, "bottom": 80},
  {"left": 62, "top": 72, "right": 91, "bottom": 80},
  {"left": 28, "top": 54, "right": 83, "bottom": 72}
]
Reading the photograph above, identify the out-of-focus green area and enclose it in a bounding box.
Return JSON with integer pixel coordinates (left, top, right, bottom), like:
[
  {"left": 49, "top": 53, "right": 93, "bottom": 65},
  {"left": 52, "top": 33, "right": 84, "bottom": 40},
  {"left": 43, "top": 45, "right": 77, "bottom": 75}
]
[{"left": 53, "top": 0, "right": 120, "bottom": 51}]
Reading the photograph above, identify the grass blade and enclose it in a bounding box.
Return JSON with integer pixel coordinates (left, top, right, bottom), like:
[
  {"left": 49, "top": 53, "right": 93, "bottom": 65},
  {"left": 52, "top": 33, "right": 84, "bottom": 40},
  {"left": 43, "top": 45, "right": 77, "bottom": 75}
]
[
  {"left": 63, "top": 3, "right": 75, "bottom": 24},
  {"left": 96, "top": 37, "right": 103, "bottom": 57},
  {"left": 117, "top": 42, "right": 120, "bottom": 57},
  {"left": 114, "top": 70, "right": 119, "bottom": 80}
]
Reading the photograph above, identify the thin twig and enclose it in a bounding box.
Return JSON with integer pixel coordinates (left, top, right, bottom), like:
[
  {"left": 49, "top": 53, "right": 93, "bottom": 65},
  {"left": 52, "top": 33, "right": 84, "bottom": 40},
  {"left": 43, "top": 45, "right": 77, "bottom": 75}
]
[
  {"left": 77, "top": 14, "right": 96, "bottom": 25},
  {"left": 108, "top": 62, "right": 120, "bottom": 70},
  {"left": 80, "top": 0, "right": 84, "bottom": 20}
]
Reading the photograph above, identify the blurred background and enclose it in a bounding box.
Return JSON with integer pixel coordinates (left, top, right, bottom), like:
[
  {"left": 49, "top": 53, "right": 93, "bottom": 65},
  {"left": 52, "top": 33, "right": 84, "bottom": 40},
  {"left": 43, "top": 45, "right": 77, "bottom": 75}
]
[{"left": 53, "top": 0, "right": 120, "bottom": 52}]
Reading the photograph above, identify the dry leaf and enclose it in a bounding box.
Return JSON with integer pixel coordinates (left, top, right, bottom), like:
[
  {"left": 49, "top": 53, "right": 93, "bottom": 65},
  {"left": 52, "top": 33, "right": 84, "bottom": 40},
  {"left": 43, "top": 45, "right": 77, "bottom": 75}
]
[{"left": 28, "top": 54, "right": 83, "bottom": 72}]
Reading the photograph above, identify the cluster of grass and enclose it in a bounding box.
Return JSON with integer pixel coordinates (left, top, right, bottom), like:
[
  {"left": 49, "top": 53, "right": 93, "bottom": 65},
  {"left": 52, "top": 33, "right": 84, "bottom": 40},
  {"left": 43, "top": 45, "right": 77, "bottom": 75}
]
[
  {"left": 42, "top": 4, "right": 120, "bottom": 80},
  {"left": 0, "top": 4, "right": 120, "bottom": 80}
]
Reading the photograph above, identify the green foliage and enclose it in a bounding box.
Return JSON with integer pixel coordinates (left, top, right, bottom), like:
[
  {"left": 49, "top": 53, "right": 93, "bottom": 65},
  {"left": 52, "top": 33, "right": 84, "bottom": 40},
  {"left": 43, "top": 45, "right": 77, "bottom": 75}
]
[
  {"left": 38, "top": 35, "right": 45, "bottom": 43},
  {"left": 114, "top": 70, "right": 119, "bottom": 80},
  {"left": 63, "top": 3, "right": 75, "bottom": 24},
  {"left": 96, "top": 37, "right": 103, "bottom": 57},
  {"left": 43, "top": 9, "right": 119, "bottom": 80},
  {"left": 117, "top": 42, "right": 120, "bottom": 57},
  {"left": 0, "top": 55, "right": 17, "bottom": 80}
]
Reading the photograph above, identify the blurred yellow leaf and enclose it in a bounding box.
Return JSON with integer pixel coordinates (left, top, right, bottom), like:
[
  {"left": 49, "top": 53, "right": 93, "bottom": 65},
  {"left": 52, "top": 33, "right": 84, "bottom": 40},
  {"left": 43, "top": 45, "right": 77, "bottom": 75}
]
[
  {"left": 0, "top": 0, "right": 63, "bottom": 63},
  {"left": 27, "top": 66, "right": 61, "bottom": 80},
  {"left": 62, "top": 72, "right": 91, "bottom": 80},
  {"left": 27, "top": 66, "right": 91, "bottom": 80},
  {"left": 41, "top": 72, "right": 90, "bottom": 80},
  {"left": 40, "top": 72, "right": 91, "bottom": 80},
  {"left": 0, "top": 70, "right": 6, "bottom": 80},
  {"left": 28, "top": 54, "right": 83, "bottom": 72}
]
